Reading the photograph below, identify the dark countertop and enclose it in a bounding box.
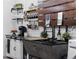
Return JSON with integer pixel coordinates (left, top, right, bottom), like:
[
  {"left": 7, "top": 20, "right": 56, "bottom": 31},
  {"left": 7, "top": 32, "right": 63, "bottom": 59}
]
[
  {"left": 23, "top": 39, "right": 68, "bottom": 59},
  {"left": 24, "top": 39, "right": 67, "bottom": 46}
]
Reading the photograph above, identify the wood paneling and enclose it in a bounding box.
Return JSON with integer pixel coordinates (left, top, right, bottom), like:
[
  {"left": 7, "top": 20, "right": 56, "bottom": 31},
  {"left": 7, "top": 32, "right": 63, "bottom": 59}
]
[
  {"left": 51, "top": 13, "right": 57, "bottom": 19},
  {"left": 63, "top": 10, "right": 76, "bottom": 18},
  {"left": 38, "top": 15, "right": 45, "bottom": 20},
  {"left": 39, "top": 22, "right": 45, "bottom": 26},
  {"left": 51, "top": 19, "right": 57, "bottom": 26},
  {"left": 38, "top": 0, "right": 76, "bottom": 26},
  {"left": 63, "top": 18, "right": 76, "bottom": 26},
  {"left": 39, "top": 0, "right": 75, "bottom": 8},
  {"left": 38, "top": 15, "right": 45, "bottom": 26},
  {"left": 38, "top": 2, "right": 75, "bottom": 14}
]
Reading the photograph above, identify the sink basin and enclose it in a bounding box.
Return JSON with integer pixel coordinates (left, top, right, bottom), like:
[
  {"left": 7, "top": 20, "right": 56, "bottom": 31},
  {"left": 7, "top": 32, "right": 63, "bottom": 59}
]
[{"left": 31, "top": 39, "right": 67, "bottom": 46}]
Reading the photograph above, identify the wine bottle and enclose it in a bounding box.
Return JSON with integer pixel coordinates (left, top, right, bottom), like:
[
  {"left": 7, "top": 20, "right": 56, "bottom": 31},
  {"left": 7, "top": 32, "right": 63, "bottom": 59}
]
[{"left": 57, "top": 26, "right": 61, "bottom": 40}]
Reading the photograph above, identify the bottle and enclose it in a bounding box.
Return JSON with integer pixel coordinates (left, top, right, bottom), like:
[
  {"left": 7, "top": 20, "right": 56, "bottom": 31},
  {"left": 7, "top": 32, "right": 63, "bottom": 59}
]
[{"left": 57, "top": 26, "right": 61, "bottom": 40}]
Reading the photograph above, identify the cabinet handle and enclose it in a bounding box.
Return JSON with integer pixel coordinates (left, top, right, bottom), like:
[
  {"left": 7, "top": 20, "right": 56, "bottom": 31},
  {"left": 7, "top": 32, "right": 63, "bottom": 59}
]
[
  {"left": 13, "top": 47, "right": 16, "bottom": 51},
  {"left": 7, "top": 39, "right": 10, "bottom": 53}
]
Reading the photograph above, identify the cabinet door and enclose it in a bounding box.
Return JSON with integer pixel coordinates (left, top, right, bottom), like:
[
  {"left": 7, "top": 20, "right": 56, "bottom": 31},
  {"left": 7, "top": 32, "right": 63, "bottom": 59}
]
[
  {"left": 38, "top": 44, "right": 53, "bottom": 59},
  {"left": 10, "top": 39, "right": 16, "bottom": 58},
  {"left": 16, "top": 40, "right": 23, "bottom": 59},
  {"left": 23, "top": 41, "right": 40, "bottom": 57},
  {"left": 51, "top": 45, "right": 68, "bottom": 59}
]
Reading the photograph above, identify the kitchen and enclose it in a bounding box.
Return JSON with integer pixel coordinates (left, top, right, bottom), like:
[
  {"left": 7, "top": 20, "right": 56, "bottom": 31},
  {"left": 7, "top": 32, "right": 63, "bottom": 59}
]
[{"left": 3, "top": 0, "right": 76, "bottom": 59}]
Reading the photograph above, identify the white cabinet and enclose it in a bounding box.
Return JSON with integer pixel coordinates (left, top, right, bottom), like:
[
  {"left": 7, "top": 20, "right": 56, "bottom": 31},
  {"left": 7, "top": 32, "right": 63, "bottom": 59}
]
[
  {"left": 6, "top": 39, "right": 23, "bottom": 59},
  {"left": 67, "top": 40, "right": 76, "bottom": 59}
]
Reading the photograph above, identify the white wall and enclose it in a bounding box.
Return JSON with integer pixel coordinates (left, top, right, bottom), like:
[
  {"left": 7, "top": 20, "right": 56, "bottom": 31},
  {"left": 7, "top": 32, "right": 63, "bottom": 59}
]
[
  {"left": 3, "top": 0, "right": 27, "bottom": 57},
  {"left": 3, "top": 0, "right": 14, "bottom": 57},
  {"left": 28, "top": 26, "right": 76, "bottom": 39},
  {"left": 55, "top": 27, "right": 76, "bottom": 39},
  {"left": 3, "top": 0, "right": 38, "bottom": 57}
]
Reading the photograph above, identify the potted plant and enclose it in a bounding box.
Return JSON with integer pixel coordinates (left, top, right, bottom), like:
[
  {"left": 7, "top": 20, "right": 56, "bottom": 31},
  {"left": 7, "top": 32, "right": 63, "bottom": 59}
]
[
  {"left": 62, "top": 32, "right": 71, "bottom": 43},
  {"left": 41, "top": 31, "right": 48, "bottom": 38},
  {"left": 15, "top": 3, "right": 23, "bottom": 8}
]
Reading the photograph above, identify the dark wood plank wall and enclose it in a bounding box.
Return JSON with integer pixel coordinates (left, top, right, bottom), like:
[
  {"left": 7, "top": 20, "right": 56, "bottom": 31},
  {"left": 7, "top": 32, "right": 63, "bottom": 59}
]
[{"left": 38, "top": 0, "right": 76, "bottom": 26}]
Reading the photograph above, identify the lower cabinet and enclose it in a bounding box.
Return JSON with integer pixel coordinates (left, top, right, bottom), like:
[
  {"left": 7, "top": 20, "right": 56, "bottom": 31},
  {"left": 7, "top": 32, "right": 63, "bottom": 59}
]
[
  {"left": 23, "top": 41, "right": 68, "bottom": 59},
  {"left": 6, "top": 39, "right": 23, "bottom": 59}
]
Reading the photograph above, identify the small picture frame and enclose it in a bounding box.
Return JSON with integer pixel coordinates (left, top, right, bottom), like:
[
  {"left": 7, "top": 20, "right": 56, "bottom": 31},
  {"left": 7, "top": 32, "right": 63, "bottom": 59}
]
[
  {"left": 57, "top": 12, "right": 63, "bottom": 25},
  {"left": 45, "top": 14, "right": 51, "bottom": 27}
]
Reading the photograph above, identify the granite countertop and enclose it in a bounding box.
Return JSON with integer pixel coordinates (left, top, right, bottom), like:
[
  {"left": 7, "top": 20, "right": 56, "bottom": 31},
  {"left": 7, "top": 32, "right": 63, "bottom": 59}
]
[{"left": 24, "top": 38, "right": 67, "bottom": 46}]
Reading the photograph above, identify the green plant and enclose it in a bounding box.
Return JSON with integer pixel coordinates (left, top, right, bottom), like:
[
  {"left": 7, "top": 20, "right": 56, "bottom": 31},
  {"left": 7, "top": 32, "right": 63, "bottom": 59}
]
[
  {"left": 15, "top": 3, "right": 23, "bottom": 8},
  {"left": 41, "top": 31, "right": 48, "bottom": 38},
  {"left": 62, "top": 32, "right": 71, "bottom": 40}
]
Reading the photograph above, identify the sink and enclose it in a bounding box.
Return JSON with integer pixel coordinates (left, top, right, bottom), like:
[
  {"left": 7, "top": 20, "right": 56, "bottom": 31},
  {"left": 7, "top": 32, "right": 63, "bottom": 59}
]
[{"left": 32, "top": 39, "right": 67, "bottom": 46}]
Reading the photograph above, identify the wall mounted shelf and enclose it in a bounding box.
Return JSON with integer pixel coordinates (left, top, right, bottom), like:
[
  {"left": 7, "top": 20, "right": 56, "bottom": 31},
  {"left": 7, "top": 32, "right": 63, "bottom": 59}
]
[
  {"left": 12, "top": 18, "right": 23, "bottom": 24},
  {"left": 11, "top": 8, "right": 23, "bottom": 14},
  {"left": 11, "top": 8, "right": 23, "bottom": 12},
  {"left": 11, "top": 4, "right": 24, "bottom": 29}
]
